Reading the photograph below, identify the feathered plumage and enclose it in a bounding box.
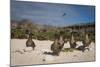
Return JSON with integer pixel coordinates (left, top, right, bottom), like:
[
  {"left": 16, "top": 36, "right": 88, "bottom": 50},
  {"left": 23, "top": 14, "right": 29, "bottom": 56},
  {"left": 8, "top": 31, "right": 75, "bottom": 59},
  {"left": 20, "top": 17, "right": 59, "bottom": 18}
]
[
  {"left": 51, "top": 36, "right": 64, "bottom": 56},
  {"left": 26, "top": 32, "right": 36, "bottom": 50}
]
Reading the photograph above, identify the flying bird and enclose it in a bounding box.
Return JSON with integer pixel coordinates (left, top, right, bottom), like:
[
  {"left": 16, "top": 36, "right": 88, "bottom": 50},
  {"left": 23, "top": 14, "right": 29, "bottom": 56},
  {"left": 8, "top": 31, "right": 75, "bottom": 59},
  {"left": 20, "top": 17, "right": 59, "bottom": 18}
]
[{"left": 62, "top": 13, "right": 66, "bottom": 16}]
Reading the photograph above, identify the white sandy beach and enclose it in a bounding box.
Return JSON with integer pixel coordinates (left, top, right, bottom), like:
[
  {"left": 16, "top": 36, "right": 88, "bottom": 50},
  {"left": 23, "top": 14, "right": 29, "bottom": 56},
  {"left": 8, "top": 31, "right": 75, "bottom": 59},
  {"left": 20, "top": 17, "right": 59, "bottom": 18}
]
[{"left": 11, "top": 39, "right": 95, "bottom": 66}]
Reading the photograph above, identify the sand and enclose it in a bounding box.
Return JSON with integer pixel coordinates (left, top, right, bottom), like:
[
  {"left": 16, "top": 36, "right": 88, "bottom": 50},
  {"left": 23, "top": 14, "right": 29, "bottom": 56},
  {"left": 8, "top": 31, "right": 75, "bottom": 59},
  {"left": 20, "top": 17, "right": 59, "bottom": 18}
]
[{"left": 11, "top": 39, "right": 95, "bottom": 66}]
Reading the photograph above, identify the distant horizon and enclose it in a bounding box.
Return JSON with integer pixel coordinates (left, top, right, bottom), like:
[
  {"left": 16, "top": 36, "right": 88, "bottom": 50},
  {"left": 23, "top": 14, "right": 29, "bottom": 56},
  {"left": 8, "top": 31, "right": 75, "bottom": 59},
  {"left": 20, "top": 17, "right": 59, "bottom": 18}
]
[
  {"left": 11, "top": 19, "right": 95, "bottom": 27},
  {"left": 11, "top": 0, "right": 95, "bottom": 27}
]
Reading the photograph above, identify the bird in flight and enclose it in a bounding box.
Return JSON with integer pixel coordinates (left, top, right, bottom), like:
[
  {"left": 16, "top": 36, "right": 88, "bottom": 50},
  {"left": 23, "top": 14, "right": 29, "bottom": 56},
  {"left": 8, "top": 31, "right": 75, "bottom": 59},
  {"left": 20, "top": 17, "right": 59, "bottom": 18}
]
[{"left": 62, "top": 13, "right": 66, "bottom": 16}]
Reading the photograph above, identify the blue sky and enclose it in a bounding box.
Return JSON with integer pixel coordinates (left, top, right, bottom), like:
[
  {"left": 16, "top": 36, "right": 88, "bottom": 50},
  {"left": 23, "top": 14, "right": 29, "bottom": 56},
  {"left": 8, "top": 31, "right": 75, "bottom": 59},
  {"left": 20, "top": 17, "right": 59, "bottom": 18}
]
[{"left": 11, "top": 0, "right": 95, "bottom": 26}]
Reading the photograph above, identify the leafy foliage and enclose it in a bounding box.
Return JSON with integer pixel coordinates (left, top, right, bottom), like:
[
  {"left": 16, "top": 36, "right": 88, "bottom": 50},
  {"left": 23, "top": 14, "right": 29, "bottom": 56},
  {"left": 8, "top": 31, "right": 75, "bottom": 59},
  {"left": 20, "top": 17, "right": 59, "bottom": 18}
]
[{"left": 11, "top": 20, "right": 95, "bottom": 42}]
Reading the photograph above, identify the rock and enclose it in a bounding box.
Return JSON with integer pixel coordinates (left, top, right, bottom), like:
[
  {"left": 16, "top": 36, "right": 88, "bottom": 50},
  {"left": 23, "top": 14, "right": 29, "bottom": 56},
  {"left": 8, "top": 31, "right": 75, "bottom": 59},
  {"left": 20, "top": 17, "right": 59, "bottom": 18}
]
[
  {"left": 15, "top": 49, "right": 24, "bottom": 54},
  {"left": 23, "top": 47, "right": 33, "bottom": 52}
]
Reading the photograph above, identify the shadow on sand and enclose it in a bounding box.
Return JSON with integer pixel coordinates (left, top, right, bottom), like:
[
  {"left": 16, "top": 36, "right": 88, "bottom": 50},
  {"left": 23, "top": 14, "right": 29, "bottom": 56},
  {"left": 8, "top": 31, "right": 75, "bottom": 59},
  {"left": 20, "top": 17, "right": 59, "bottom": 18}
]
[{"left": 43, "top": 52, "right": 59, "bottom": 56}]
